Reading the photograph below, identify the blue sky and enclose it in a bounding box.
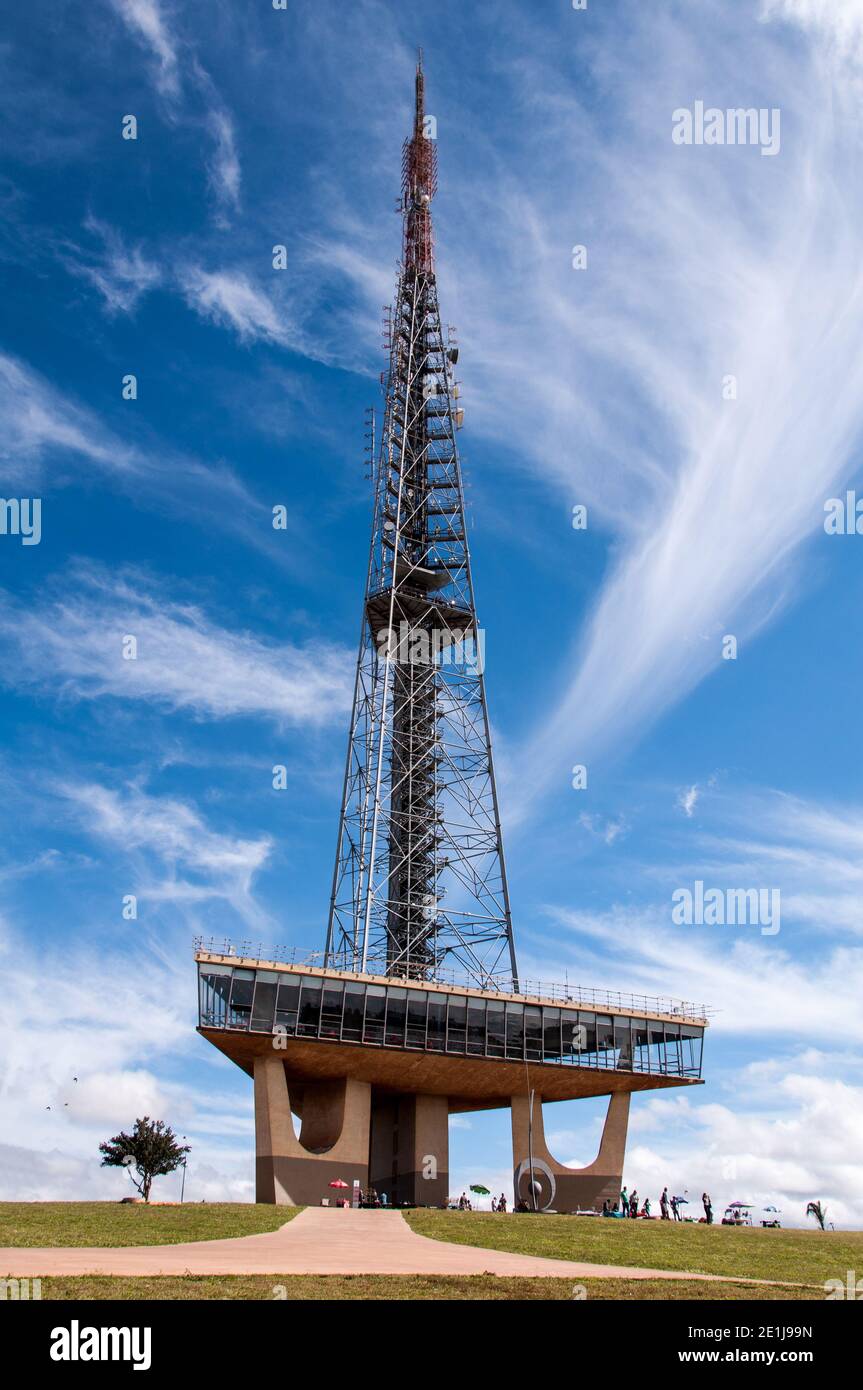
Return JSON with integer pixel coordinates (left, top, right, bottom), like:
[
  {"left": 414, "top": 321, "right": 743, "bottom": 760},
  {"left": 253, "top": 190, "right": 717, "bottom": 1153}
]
[{"left": 2, "top": 0, "right": 863, "bottom": 1226}]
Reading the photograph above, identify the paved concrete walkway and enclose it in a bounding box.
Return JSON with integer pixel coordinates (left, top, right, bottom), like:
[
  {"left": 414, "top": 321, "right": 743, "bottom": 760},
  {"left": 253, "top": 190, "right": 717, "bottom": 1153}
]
[{"left": 0, "top": 1208, "right": 796, "bottom": 1285}]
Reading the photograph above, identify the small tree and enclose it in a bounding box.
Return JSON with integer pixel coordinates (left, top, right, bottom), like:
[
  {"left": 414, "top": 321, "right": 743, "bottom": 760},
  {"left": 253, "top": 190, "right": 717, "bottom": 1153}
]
[
  {"left": 99, "top": 1117, "right": 190, "bottom": 1203},
  {"left": 806, "top": 1200, "right": 827, "bottom": 1231}
]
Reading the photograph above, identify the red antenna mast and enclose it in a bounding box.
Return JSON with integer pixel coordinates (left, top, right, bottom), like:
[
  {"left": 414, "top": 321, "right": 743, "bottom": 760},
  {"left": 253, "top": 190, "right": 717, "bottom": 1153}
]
[{"left": 402, "top": 49, "right": 437, "bottom": 273}]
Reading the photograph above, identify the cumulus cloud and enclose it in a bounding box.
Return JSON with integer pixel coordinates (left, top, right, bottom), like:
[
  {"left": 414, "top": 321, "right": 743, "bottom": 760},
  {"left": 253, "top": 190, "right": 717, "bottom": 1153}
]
[{"left": 0, "top": 918, "right": 255, "bottom": 1201}]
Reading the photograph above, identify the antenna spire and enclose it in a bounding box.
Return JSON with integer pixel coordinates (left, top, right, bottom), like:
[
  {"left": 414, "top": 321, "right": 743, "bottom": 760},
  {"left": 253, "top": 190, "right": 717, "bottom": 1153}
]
[
  {"left": 402, "top": 52, "right": 437, "bottom": 274},
  {"left": 326, "top": 61, "right": 518, "bottom": 990}
]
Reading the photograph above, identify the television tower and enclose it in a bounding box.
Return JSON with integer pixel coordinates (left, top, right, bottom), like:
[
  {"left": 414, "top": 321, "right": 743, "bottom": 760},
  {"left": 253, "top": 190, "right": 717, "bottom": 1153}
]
[{"left": 326, "top": 55, "right": 519, "bottom": 990}]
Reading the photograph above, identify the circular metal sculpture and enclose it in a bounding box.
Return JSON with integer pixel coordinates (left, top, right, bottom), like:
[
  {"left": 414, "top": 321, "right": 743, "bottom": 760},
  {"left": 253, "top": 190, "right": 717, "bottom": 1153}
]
[{"left": 514, "top": 1157, "right": 556, "bottom": 1211}]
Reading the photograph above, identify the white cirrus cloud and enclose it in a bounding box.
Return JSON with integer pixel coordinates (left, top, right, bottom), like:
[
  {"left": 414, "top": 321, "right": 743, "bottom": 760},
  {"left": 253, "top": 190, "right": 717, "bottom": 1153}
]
[
  {"left": 62, "top": 214, "right": 162, "bottom": 314},
  {"left": 178, "top": 266, "right": 295, "bottom": 348},
  {"left": 59, "top": 779, "right": 272, "bottom": 881},
  {"left": 678, "top": 785, "right": 700, "bottom": 819},
  {"left": 205, "top": 107, "right": 241, "bottom": 216},
  {"left": 108, "top": 0, "right": 182, "bottom": 99},
  {"left": 108, "top": 0, "right": 243, "bottom": 220},
  {"left": 0, "top": 566, "right": 353, "bottom": 726}
]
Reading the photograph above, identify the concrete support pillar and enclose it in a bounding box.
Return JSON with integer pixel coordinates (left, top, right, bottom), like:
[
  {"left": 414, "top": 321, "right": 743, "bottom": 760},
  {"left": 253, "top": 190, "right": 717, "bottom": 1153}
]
[
  {"left": 511, "top": 1091, "right": 631, "bottom": 1213},
  {"left": 368, "top": 1092, "right": 449, "bottom": 1207},
  {"left": 253, "top": 1055, "right": 371, "bottom": 1205}
]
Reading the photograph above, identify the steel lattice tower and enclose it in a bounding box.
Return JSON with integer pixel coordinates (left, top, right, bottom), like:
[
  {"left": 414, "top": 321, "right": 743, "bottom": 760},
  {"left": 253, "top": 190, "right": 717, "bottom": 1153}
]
[{"left": 325, "top": 57, "right": 518, "bottom": 991}]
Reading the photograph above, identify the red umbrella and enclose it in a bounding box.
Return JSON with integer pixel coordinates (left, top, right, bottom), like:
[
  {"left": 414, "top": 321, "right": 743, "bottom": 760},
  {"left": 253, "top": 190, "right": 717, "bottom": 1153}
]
[{"left": 328, "top": 1178, "right": 349, "bottom": 1189}]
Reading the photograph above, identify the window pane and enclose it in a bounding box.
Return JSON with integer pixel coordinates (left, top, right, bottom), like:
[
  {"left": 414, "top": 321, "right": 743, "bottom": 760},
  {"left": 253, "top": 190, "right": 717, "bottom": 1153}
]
[
  {"left": 649, "top": 1022, "right": 665, "bottom": 1072},
  {"left": 665, "top": 1022, "right": 682, "bottom": 1074},
  {"left": 297, "top": 976, "right": 322, "bottom": 1037},
  {"left": 363, "top": 985, "right": 385, "bottom": 1043},
  {"left": 596, "top": 1015, "right": 615, "bottom": 1068},
  {"left": 199, "top": 968, "right": 231, "bottom": 1027},
  {"left": 680, "top": 1025, "right": 703, "bottom": 1076},
  {"left": 614, "top": 1018, "right": 633, "bottom": 1070},
  {"left": 486, "top": 1001, "right": 505, "bottom": 1057},
  {"left": 633, "top": 1020, "right": 650, "bottom": 1072},
  {"left": 385, "top": 988, "right": 407, "bottom": 1046},
  {"left": 446, "top": 996, "right": 466, "bottom": 1053},
  {"left": 525, "top": 1006, "right": 542, "bottom": 1060},
  {"left": 228, "top": 969, "right": 254, "bottom": 1028},
  {"left": 543, "top": 1007, "right": 561, "bottom": 1061},
  {"left": 579, "top": 1012, "right": 598, "bottom": 1065},
  {"left": 320, "top": 980, "right": 345, "bottom": 1038},
  {"left": 275, "top": 977, "right": 299, "bottom": 1035},
  {"left": 505, "top": 1002, "right": 524, "bottom": 1060},
  {"left": 427, "top": 996, "right": 446, "bottom": 1050},
  {"left": 467, "top": 999, "right": 486, "bottom": 1055},
  {"left": 342, "top": 983, "right": 365, "bottom": 1040},
  {"left": 251, "top": 972, "right": 278, "bottom": 1031},
  {"left": 406, "top": 991, "right": 428, "bottom": 1048}
]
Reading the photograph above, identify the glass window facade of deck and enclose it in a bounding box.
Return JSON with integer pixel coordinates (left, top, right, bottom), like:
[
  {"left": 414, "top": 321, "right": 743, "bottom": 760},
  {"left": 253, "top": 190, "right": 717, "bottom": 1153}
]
[{"left": 197, "top": 965, "right": 704, "bottom": 1078}]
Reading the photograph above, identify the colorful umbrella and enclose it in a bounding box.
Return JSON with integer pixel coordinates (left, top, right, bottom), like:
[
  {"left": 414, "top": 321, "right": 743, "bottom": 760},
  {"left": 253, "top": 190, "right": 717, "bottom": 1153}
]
[
  {"left": 328, "top": 1178, "right": 349, "bottom": 1189},
  {"left": 470, "top": 1184, "right": 491, "bottom": 1195}
]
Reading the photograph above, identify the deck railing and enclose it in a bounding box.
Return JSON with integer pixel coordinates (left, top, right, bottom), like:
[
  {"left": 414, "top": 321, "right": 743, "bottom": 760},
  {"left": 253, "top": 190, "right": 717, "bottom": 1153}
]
[{"left": 192, "top": 935, "right": 710, "bottom": 1023}]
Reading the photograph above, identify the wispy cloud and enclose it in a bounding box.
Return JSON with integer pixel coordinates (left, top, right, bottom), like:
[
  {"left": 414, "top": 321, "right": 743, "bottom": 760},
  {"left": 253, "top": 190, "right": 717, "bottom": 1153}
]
[
  {"left": 107, "top": 0, "right": 242, "bottom": 220},
  {"left": 178, "top": 266, "right": 295, "bottom": 349},
  {"left": 61, "top": 780, "right": 271, "bottom": 882},
  {"left": 0, "top": 566, "right": 353, "bottom": 726},
  {"left": 761, "top": 0, "right": 863, "bottom": 65},
  {"left": 61, "top": 214, "right": 162, "bottom": 314},
  {"left": 578, "top": 812, "right": 627, "bottom": 846},
  {"left": 108, "top": 0, "right": 182, "bottom": 99},
  {"left": 678, "top": 785, "right": 700, "bottom": 818},
  {"left": 206, "top": 107, "right": 241, "bottom": 216},
  {"left": 296, "top": 4, "right": 863, "bottom": 805},
  {"left": 0, "top": 351, "right": 135, "bottom": 479},
  {"left": 0, "top": 352, "right": 286, "bottom": 557}
]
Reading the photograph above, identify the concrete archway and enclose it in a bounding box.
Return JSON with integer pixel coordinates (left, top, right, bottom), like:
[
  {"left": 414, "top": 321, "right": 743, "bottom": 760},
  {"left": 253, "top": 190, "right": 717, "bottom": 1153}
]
[{"left": 511, "top": 1091, "right": 631, "bottom": 1212}]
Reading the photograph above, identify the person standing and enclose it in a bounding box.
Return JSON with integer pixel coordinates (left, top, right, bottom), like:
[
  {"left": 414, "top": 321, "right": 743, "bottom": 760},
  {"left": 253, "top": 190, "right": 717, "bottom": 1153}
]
[
  {"left": 498, "top": 1192, "right": 507, "bottom": 1212},
  {"left": 620, "top": 1185, "right": 630, "bottom": 1217},
  {"left": 629, "top": 1189, "right": 639, "bottom": 1218},
  {"left": 702, "top": 1192, "right": 713, "bottom": 1224},
  {"left": 671, "top": 1194, "right": 681, "bottom": 1221},
  {"left": 660, "top": 1186, "right": 670, "bottom": 1220}
]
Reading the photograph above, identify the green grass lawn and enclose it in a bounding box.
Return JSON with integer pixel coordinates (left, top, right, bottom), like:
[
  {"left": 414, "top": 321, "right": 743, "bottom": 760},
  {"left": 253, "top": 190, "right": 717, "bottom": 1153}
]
[
  {"left": 404, "top": 1211, "right": 860, "bottom": 1287},
  {"left": 31, "top": 1273, "right": 822, "bottom": 1301},
  {"left": 0, "top": 1203, "right": 298, "bottom": 1248}
]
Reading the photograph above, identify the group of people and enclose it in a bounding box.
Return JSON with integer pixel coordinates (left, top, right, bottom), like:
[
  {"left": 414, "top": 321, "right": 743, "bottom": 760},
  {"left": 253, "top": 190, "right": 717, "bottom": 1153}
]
[
  {"left": 603, "top": 1186, "right": 714, "bottom": 1222},
  {"left": 454, "top": 1192, "right": 509, "bottom": 1212},
  {"left": 358, "top": 1188, "right": 388, "bottom": 1208},
  {"left": 603, "top": 1187, "right": 650, "bottom": 1219}
]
